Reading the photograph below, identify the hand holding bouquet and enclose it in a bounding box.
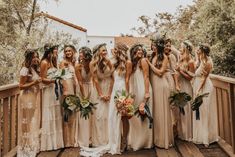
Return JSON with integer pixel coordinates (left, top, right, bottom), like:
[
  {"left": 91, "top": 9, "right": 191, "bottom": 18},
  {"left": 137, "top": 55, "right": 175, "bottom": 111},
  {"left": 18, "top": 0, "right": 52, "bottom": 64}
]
[{"left": 114, "top": 90, "right": 135, "bottom": 119}]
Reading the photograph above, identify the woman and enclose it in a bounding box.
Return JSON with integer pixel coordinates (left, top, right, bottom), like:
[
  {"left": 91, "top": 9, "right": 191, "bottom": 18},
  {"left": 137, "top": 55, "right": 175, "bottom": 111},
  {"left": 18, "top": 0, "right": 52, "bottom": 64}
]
[
  {"left": 164, "top": 39, "right": 179, "bottom": 136},
  {"left": 40, "top": 44, "right": 64, "bottom": 151},
  {"left": 147, "top": 38, "right": 174, "bottom": 149},
  {"left": 128, "top": 44, "right": 153, "bottom": 150},
  {"left": 176, "top": 41, "right": 195, "bottom": 141},
  {"left": 75, "top": 46, "right": 93, "bottom": 147},
  {"left": 90, "top": 43, "right": 114, "bottom": 146},
  {"left": 60, "top": 45, "right": 78, "bottom": 147},
  {"left": 108, "top": 43, "right": 132, "bottom": 154},
  {"left": 192, "top": 44, "right": 218, "bottom": 146},
  {"left": 18, "top": 49, "right": 41, "bottom": 157}
]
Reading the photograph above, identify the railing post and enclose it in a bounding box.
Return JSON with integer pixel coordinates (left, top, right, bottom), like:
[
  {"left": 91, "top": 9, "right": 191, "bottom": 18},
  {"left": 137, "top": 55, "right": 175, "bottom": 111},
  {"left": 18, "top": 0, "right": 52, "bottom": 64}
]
[{"left": 230, "top": 83, "right": 235, "bottom": 153}]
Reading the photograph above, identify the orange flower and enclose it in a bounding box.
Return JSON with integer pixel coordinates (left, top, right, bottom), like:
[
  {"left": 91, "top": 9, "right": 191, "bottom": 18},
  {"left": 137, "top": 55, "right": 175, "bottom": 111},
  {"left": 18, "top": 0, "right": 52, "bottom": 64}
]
[{"left": 124, "top": 98, "right": 134, "bottom": 105}]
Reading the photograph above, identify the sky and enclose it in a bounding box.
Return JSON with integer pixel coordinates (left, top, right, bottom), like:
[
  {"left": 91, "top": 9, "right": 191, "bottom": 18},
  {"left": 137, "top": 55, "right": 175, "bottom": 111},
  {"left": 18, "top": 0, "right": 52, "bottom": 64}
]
[{"left": 39, "top": 0, "right": 194, "bottom": 36}]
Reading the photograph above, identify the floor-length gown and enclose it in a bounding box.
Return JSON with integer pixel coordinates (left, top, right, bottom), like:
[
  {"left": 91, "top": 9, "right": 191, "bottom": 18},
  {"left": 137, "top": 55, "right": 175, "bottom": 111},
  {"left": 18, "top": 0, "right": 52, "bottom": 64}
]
[
  {"left": 165, "top": 54, "right": 179, "bottom": 131},
  {"left": 17, "top": 67, "right": 40, "bottom": 157},
  {"left": 76, "top": 66, "right": 93, "bottom": 147},
  {"left": 177, "top": 62, "right": 193, "bottom": 141},
  {"left": 128, "top": 64, "right": 153, "bottom": 150},
  {"left": 62, "top": 64, "right": 79, "bottom": 147},
  {"left": 40, "top": 67, "right": 64, "bottom": 151},
  {"left": 192, "top": 58, "right": 218, "bottom": 145},
  {"left": 91, "top": 67, "right": 113, "bottom": 147},
  {"left": 80, "top": 70, "right": 124, "bottom": 157},
  {"left": 150, "top": 63, "right": 174, "bottom": 149}
]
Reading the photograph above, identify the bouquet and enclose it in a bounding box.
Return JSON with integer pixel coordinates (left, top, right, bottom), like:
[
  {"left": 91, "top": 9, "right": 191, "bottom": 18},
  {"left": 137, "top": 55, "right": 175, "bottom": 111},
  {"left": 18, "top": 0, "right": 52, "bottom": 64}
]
[
  {"left": 135, "top": 100, "right": 153, "bottom": 129},
  {"left": 78, "top": 98, "right": 97, "bottom": 120},
  {"left": 191, "top": 93, "right": 209, "bottom": 120},
  {"left": 169, "top": 91, "right": 192, "bottom": 115},
  {"left": 62, "top": 95, "right": 80, "bottom": 122},
  {"left": 114, "top": 90, "right": 136, "bottom": 119},
  {"left": 47, "top": 68, "right": 73, "bottom": 100}
]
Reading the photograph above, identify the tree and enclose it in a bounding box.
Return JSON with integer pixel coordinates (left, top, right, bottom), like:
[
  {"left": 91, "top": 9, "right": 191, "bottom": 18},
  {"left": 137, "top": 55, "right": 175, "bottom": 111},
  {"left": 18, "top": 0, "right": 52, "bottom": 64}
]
[{"left": 132, "top": 0, "right": 235, "bottom": 77}]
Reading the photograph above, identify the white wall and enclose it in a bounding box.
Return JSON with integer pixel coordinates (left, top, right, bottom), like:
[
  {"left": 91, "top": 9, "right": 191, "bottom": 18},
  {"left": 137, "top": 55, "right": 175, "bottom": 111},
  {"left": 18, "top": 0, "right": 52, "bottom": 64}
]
[{"left": 87, "top": 36, "right": 115, "bottom": 57}]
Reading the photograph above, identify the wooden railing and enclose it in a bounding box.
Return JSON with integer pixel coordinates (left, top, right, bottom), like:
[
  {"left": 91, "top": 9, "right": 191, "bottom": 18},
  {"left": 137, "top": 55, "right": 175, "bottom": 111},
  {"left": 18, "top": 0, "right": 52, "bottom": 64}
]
[
  {"left": 0, "top": 83, "right": 19, "bottom": 157},
  {"left": 0, "top": 74, "right": 234, "bottom": 157},
  {"left": 210, "top": 74, "right": 235, "bottom": 156}
]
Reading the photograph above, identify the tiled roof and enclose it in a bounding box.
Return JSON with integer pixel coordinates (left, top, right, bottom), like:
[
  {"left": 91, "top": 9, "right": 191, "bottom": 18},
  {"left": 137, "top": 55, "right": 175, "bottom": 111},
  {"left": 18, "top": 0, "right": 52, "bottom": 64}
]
[
  {"left": 114, "top": 36, "right": 151, "bottom": 52},
  {"left": 36, "top": 12, "right": 87, "bottom": 32}
]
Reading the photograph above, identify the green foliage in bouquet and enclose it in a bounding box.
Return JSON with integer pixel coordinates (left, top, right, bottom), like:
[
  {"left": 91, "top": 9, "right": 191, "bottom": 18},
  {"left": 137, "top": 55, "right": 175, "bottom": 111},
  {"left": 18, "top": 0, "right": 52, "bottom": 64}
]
[
  {"left": 191, "top": 93, "right": 209, "bottom": 120},
  {"left": 78, "top": 99, "right": 97, "bottom": 120},
  {"left": 62, "top": 95, "right": 80, "bottom": 122},
  {"left": 114, "top": 90, "right": 136, "bottom": 118},
  {"left": 169, "top": 91, "right": 192, "bottom": 115}
]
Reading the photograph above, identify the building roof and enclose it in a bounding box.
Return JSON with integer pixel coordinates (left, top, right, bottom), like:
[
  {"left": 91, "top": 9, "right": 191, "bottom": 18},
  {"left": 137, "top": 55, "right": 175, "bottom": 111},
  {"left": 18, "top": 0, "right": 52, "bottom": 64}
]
[
  {"left": 114, "top": 36, "right": 151, "bottom": 48},
  {"left": 37, "top": 12, "right": 87, "bottom": 32}
]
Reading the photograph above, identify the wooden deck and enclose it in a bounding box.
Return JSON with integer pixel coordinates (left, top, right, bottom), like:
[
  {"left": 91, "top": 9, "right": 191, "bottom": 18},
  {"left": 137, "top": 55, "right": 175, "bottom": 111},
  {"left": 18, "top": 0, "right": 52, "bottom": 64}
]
[
  {"left": 1, "top": 74, "right": 235, "bottom": 157},
  {"left": 37, "top": 140, "right": 229, "bottom": 157}
]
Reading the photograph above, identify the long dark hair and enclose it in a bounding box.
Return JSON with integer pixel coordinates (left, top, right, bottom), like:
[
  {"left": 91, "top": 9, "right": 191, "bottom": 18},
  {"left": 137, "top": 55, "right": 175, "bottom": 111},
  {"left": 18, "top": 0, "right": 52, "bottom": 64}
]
[
  {"left": 23, "top": 49, "right": 40, "bottom": 75},
  {"left": 130, "top": 44, "right": 143, "bottom": 72},
  {"left": 51, "top": 45, "right": 59, "bottom": 68},
  {"left": 151, "top": 38, "right": 165, "bottom": 68},
  {"left": 79, "top": 46, "right": 92, "bottom": 63},
  {"left": 199, "top": 43, "right": 210, "bottom": 57},
  {"left": 41, "top": 43, "right": 54, "bottom": 63}
]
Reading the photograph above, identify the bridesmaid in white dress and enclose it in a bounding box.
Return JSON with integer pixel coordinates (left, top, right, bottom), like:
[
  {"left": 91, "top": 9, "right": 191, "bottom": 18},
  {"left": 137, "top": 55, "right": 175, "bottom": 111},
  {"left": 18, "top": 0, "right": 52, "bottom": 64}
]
[
  {"left": 90, "top": 43, "right": 114, "bottom": 147},
  {"left": 147, "top": 38, "right": 174, "bottom": 149},
  {"left": 18, "top": 50, "right": 41, "bottom": 157},
  {"left": 192, "top": 44, "right": 218, "bottom": 146},
  {"left": 75, "top": 47, "right": 93, "bottom": 147},
  {"left": 176, "top": 41, "right": 195, "bottom": 141},
  {"left": 128, "top": 44, "right": 153, "bottom": 150},
  {"left": 40, "top": 44, "right": 64, "bottom": 151},
  {"left": 60, "top": 45, "right": 78, "bottom": 147}
]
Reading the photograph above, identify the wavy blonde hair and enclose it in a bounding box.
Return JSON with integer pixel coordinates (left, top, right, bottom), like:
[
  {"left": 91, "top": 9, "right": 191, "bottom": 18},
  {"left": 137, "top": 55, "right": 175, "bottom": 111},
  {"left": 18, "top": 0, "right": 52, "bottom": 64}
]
[
  {"left": 114, "top": 43, "right": 129, "bottom": 76},
  {"left": 91, "top": 43, "right": 109, "bottom": 74}
]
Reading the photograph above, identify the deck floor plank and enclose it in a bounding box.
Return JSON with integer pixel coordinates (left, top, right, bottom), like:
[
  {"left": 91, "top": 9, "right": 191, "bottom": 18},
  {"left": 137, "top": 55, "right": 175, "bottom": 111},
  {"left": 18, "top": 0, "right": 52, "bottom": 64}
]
[
  {"left": 176, "top": 140, "right": 204, "bottom": 157},
  {"left": 155, "top": 147, "right": 181, "bottom": 157},
  {"left": 37, "top": 150, "right": 61, "bottom": 157}
]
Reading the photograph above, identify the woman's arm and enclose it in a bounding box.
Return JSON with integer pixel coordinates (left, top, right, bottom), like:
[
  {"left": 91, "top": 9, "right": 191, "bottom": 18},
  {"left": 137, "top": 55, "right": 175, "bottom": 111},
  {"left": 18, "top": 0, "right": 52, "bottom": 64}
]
[
  {"left": 147, "top": 56, "right": 168, "bottom": 77},
  {"left": 197, "top": 62, "right": 212, "bottom": 94},
  {"left": 75, "top": 63, "right": 85, "bottom": 98},
  {"left": 89, "top": 62, "right": 103, "bottom": 98},
  {"left": 40, "top": 60, "right": 54, "bottom": 84},
  {"left": 125, "top": 60, "right": 132, "bottom": 93},
  {"left": 19, "top": 76, "right": 40, "bottom": 90},
  {"left": 141, "top": 58, "right": 150, "bottom": 100},
  {"left": 178, "top": 61, "right": 195, "bottom": 81}
]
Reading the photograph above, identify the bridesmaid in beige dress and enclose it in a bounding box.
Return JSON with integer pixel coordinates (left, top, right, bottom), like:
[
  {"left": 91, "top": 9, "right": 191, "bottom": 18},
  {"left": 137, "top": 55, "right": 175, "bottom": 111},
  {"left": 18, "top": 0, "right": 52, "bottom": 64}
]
[
  {"left": 147, "top": 38, "right": 174, "bottom": 149},
  {"left": 192, "top": 44, "right": 218, "bottom": 146},
  {"left": 128, "top": 44, "right": 153, "bottom": 150},
  {"left": 176, "top": 41, "right": 195, "bottom": 141},
  {"left": 90, "top": 43, "right": 114, "bottom": 146},
  {"left": 18, "top": 49, "right": 41, "bottom": 157},
  {"left": 60, "top": 45, "right": 78, "bottom": 147},
  {"left": 164, "top": 39, "right": 180, "bottom": 135},
  {"left": 75, "top": 46, "right": 93, "bottom": 147},
  {"left": 40, "top": 44, "right": 64, "bottom": 151}
]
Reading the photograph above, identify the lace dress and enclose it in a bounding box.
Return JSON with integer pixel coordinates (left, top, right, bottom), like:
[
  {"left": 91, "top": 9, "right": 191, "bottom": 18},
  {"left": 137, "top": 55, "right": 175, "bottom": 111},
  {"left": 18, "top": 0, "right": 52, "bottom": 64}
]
[
  {"left": 17, "top": 67, "right": 40, "bottom": 157},
  {"left": 40, "top": 67, "right": 64, "bottom": 151}
]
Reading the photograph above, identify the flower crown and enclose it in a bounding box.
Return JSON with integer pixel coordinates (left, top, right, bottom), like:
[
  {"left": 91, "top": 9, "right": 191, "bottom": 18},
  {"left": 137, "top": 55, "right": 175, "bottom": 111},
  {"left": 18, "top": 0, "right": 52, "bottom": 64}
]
[{"left": 92, "top": 43, "right": 106, "bottom": 55}]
